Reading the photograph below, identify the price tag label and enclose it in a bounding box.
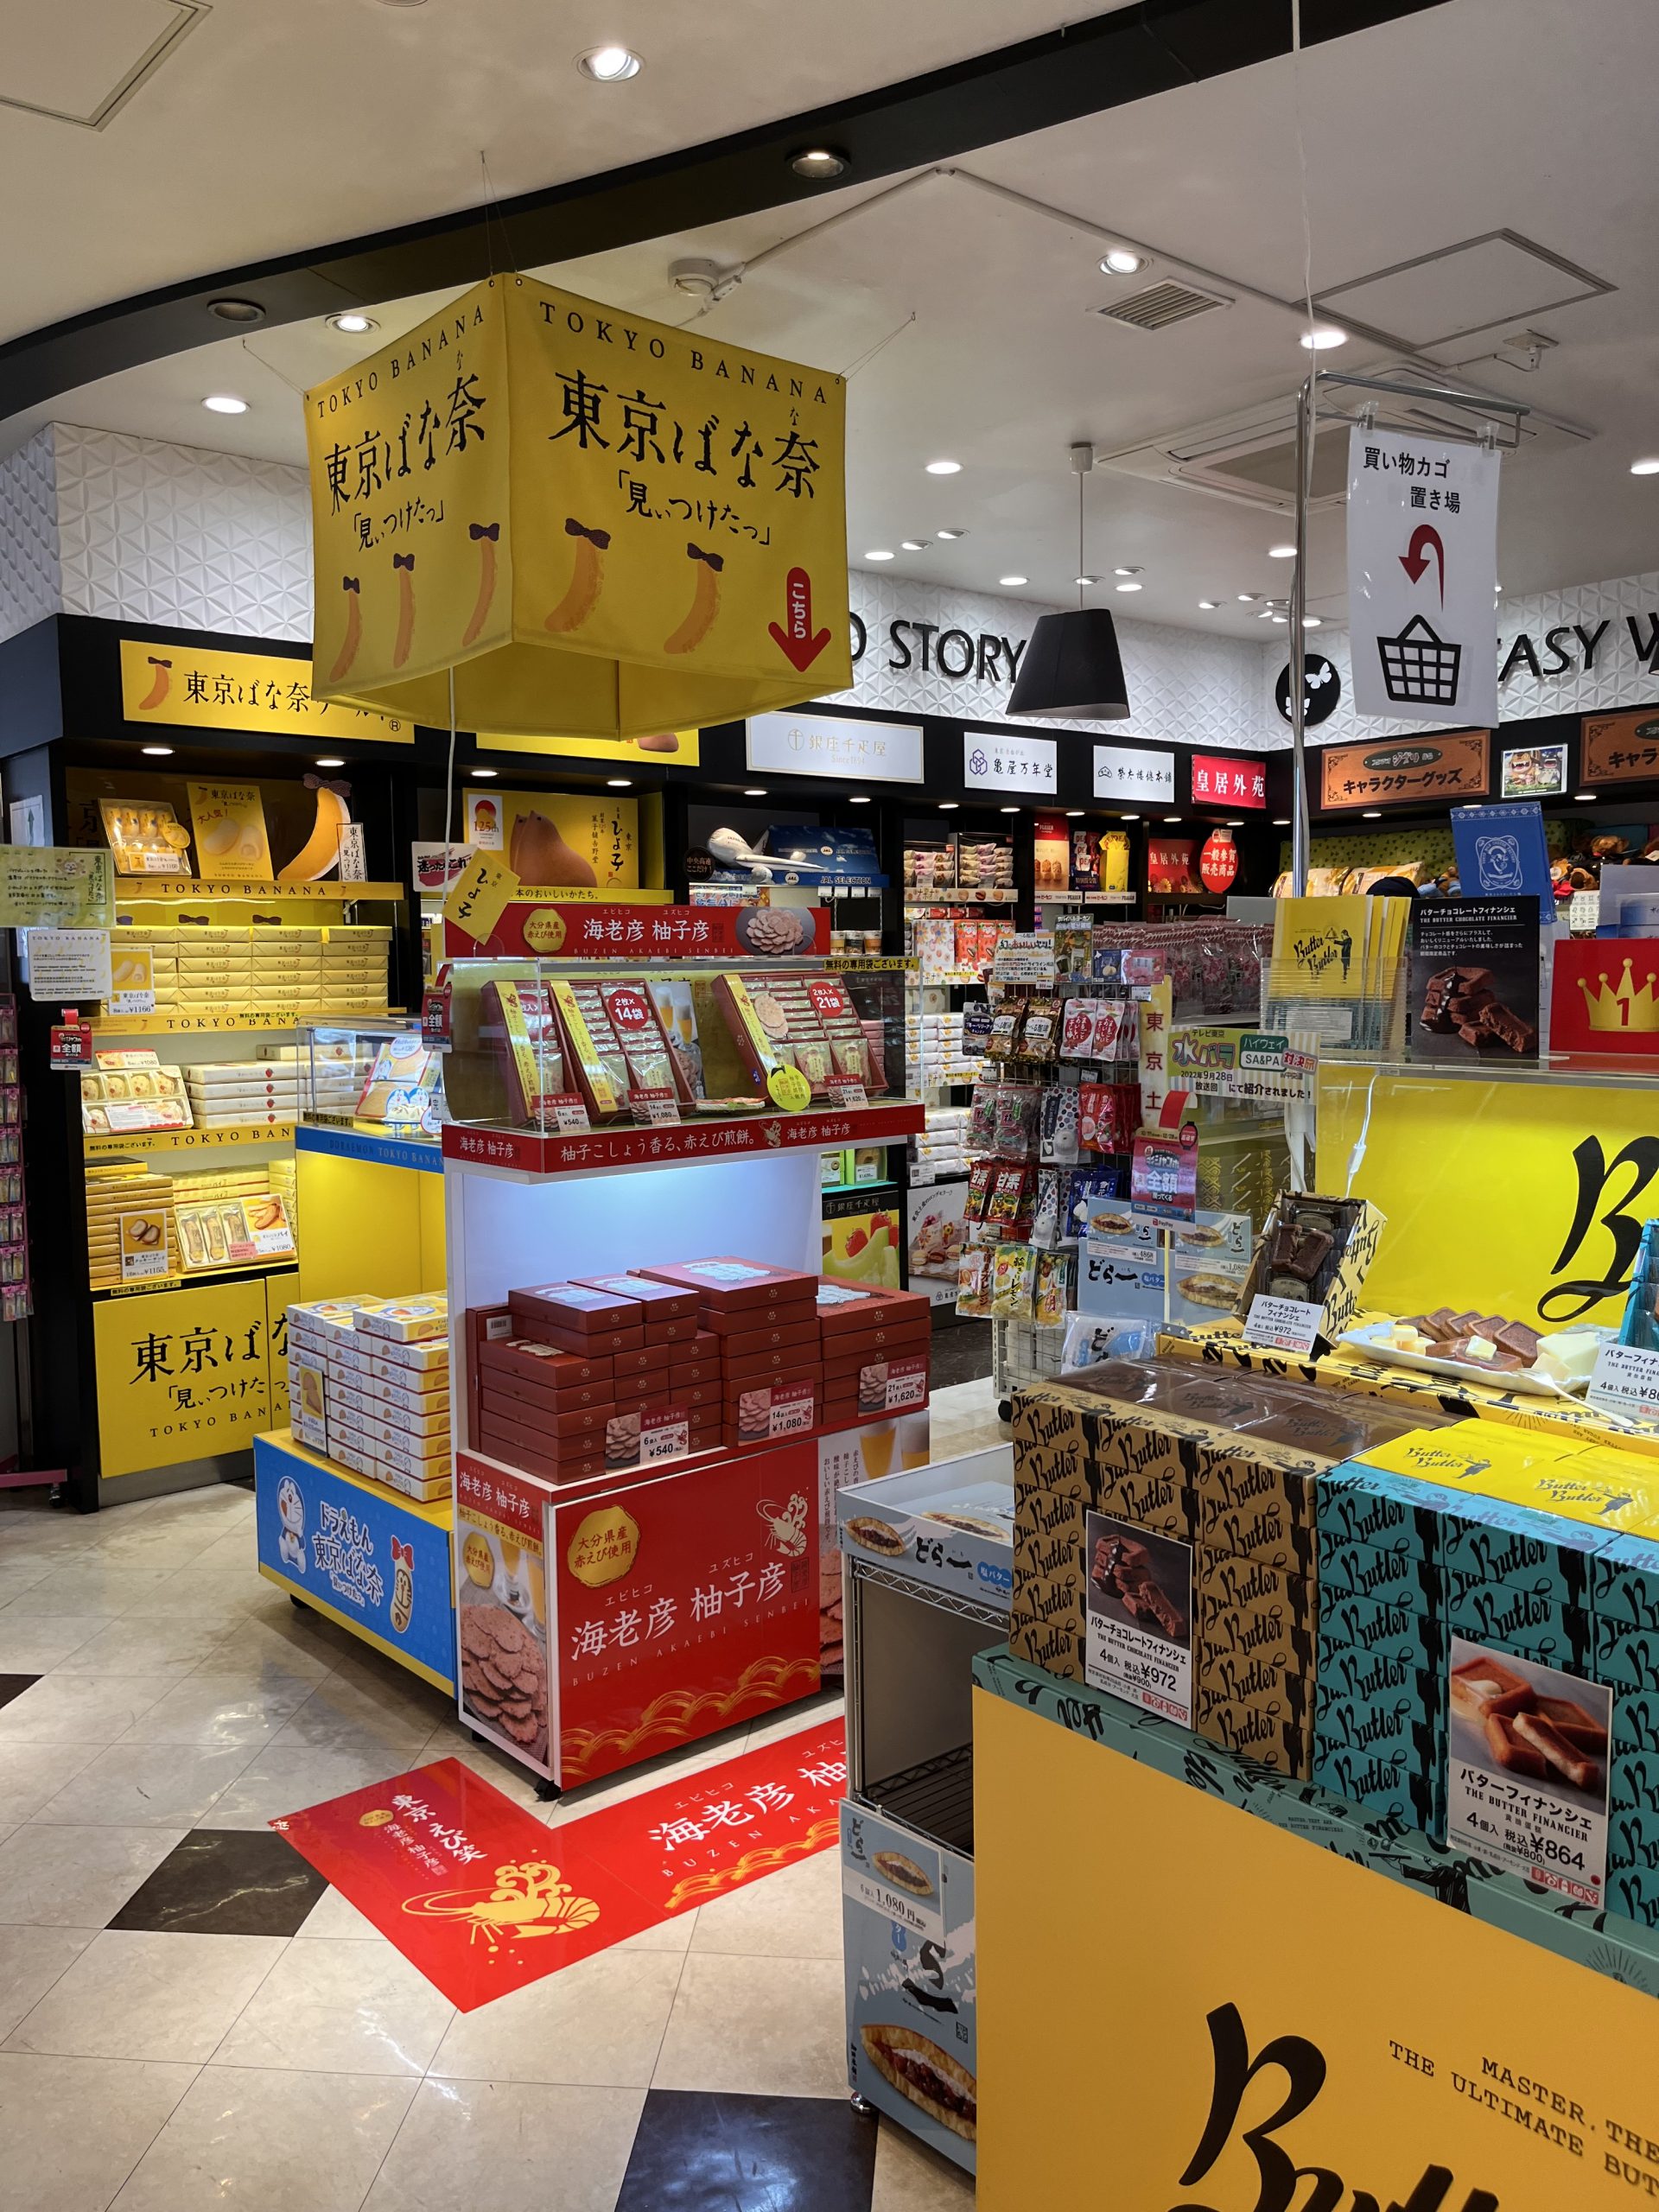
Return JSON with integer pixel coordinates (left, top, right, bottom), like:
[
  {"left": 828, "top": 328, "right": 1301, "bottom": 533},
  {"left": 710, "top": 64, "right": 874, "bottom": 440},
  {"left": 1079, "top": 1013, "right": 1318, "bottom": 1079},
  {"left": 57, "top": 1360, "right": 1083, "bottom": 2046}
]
[
  {"left": 1243, "top": 1294, "right": 1323, "bottom": 1356},
  {"left": 640, "top": 1405, "right": 691, "bottom": 1462},
  {"left": 629, "top": 1088, "right": 681, "bottom": 1127},
  {"left": 826, "top": 1077, "right": 868, "bottom": 1108},
  {"left": 118, "top": 1211, "right": 170, "bottom": 1281},
  {"left": 1587, "top": 1341, "right": 1659, "bottom": 1422},
  {"left": 769, "top": 1383, "right": 816, "bottom": 1437},
  {"left": 544, "top": 1093, "right": 590, "bottom": 1134}
]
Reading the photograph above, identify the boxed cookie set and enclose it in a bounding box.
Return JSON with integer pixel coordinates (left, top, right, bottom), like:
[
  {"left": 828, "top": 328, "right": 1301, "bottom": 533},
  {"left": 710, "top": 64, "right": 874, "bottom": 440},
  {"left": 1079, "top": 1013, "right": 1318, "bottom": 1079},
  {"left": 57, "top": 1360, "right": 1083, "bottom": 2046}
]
[
  {"left": 286, "top": 1294, "right": 452, "bottom": 1503},
  {"left": 1316, "top": 1421, "right": 1659, "bottom": 1921},
  {"left": 1238, "top": 1192, "right": 1385, "bottom": 1340},
  {"left": 638, "top": 1258, "right": 823, "bottom": 1446},
  {"left": 1010, "top": 1360, "right": 1440, "bottom": 1776}
]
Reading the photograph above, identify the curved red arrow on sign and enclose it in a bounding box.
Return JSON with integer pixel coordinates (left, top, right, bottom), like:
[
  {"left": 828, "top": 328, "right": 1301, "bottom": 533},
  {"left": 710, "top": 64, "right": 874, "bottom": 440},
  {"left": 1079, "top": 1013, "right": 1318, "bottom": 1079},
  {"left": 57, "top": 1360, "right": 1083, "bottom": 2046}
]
[
  {"left": 1400, "top": 524, "right": 1446, "bottom": 604},
  {"left": 769, "top": 567, "right": 832, "bottom": 671}
]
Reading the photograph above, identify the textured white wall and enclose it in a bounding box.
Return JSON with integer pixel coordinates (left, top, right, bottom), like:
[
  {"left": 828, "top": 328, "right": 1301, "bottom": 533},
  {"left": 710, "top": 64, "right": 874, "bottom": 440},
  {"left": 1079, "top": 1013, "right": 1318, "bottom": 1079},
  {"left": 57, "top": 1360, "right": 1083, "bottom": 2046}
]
[{"left": 0, "top": 427, "right": 61, "bottom": 643}]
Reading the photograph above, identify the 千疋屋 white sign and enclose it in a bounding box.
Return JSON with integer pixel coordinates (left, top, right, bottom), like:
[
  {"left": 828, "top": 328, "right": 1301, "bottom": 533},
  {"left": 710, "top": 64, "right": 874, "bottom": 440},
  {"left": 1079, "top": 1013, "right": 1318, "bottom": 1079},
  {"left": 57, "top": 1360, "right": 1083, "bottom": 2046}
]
[
  {"left": 1346, "top": 425, "right": 1500, "bottom": 728},
  {"left": 747, "top": 712, "right": 923, "bottom": 784}
]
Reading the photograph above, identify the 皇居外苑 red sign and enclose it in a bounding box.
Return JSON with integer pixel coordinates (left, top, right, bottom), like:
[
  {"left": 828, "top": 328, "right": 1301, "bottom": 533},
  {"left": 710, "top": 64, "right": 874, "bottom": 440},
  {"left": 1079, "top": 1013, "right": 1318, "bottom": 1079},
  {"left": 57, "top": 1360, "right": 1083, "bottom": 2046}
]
[{"left": 1191, "top": 753, "right": 1266, "bottom": 809}]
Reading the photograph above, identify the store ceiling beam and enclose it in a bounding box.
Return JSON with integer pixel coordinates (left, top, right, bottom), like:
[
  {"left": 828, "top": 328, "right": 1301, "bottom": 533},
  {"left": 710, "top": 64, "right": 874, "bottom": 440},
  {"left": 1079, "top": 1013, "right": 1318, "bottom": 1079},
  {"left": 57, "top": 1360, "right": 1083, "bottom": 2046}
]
[{"left": 0, "top": 0, "right": 1451, "bottom": 423}]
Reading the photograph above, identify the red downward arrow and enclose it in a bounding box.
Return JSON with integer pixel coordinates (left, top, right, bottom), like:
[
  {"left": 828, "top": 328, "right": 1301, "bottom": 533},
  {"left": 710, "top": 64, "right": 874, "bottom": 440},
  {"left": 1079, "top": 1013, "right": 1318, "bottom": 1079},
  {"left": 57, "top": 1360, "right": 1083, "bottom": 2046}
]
[
  {"left": 768, "top": 566, "right": 832, "bottom": 672},
  {"left": 1399, "top": 523, "right": 1446, "bottom": 602}
]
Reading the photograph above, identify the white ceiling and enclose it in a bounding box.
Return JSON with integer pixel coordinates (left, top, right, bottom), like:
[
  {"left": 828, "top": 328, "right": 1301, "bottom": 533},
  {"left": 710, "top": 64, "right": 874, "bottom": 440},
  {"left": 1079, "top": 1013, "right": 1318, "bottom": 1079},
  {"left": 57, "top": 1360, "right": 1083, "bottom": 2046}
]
[{"left": 7, "top": 0, "right": 1659, "bottom": 643}]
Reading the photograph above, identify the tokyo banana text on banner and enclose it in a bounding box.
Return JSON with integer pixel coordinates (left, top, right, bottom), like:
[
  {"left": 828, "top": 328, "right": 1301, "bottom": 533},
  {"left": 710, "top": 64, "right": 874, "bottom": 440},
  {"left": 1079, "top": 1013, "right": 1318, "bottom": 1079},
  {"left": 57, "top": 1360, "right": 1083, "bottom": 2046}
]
[{"left": 306, "top": 277, "right": 850, "bottom": 739}]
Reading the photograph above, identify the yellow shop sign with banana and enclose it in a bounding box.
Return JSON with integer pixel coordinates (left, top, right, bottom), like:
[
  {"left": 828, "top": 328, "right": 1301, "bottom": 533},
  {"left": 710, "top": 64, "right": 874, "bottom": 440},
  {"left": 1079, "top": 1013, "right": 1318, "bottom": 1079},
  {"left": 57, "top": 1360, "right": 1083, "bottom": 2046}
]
[
  {"left": 304, "top": 276, "right": 850, "bottom": 740},
  {"left": 119, "top": 640, "right": 410, "bottom": 742}
]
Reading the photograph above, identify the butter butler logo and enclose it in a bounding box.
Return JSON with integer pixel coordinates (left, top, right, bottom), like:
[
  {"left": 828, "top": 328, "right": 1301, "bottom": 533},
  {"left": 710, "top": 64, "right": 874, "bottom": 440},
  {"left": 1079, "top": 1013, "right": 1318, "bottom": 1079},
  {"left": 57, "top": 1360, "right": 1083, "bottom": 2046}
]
[{"left": 1174, "top": 2002, "right": 1499, "bottom": 2212}]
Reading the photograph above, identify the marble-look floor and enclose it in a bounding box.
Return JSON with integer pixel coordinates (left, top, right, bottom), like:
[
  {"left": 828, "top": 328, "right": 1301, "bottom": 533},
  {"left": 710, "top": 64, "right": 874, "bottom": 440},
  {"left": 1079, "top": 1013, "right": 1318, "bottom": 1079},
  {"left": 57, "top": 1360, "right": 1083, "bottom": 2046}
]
[{"left": 0, "top": 1380, "right": 1001, "bottom": 2210}]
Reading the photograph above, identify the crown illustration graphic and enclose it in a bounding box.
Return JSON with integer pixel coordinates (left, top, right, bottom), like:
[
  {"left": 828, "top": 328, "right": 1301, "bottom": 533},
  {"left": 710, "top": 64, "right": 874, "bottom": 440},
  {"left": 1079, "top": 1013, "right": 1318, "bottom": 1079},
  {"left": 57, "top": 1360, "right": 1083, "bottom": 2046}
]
[{"left": 1577, "top": 956, "right": 1659, "bottom": 1033}]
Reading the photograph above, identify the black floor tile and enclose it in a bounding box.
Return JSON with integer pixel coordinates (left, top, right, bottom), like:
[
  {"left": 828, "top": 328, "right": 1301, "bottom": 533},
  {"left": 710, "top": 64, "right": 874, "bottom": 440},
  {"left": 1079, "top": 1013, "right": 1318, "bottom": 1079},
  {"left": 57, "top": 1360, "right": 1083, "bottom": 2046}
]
[
  {"left": 929, "top": 1317, "right": 993, "bottom": 1391},
  {"left": 0, "top": 1675, "right": 40, "bottom": 1711},
  {"left": 108, "top": 1827, "right": 328, "bottom": 1936},
  {"left": 614, "top": 2090, "right": 878, "bottom": 2212}
]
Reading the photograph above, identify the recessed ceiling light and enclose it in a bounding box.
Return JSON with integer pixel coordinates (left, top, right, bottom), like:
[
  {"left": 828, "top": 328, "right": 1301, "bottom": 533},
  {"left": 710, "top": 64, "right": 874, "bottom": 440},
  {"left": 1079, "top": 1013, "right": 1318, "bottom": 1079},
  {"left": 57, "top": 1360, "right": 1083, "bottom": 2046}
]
[
  {"left": 999, "top": 575, "right": 1027, "bottom": 588},
  {"left": 1121, "top": 814, "right": 1141, "bottom": 822},
  {"left": 999, "top": 805, "right": 1019, "bottom": 814},
  {"left": 936, "top": 528, "right": 964, "bottom": 540},
  {"left": 1162, "top": 815, "right": 1182, "bottom": 823},
  {"left": 1268, "top": 543, "right": 1297, "bottom": 559},
  {"left": 1113, "top": 567, "right": 1141, "bottom": 578},
  {"left": 578, "top": 44, "right": 642, "bottom": 79},
  {"left": 938, "top": 802, "right": 958, "bottom": 811},
  {"left": 1301, "top": 326, "right": 1347, "bottom": 350},
  {"left": 1237, "top": 594, "right": 1258, "bottom": 603},
  {"left": 1576, "top": 791, "right": 1597, "bottom": 801},
  {"left": 900, "top": 540, "right": 928, "bottom": 552},
  {"left": 790, "top": 145, "right": 848, "bottom": 179},
  {"left": 1100, "top": 248, "right": 1147, "bottom": 276},
  {"left": 470, "top": 768, "right": 498, "bottom": 779},
  {"left": 141, "top": 745, "right": 173, "bottom": 756},
  {"left": 848, "top": 794, "right": 871, "bottom": 804},
  {"left": 1269, "top": 613, "right": 1288, "bottom": 624},
  {"left": 1258, "top": 609, "right": 1278, "bottom": 620},
  {"left": 315, "top": 757, "right": 346, "bottom": 768},
  {"left": 1632, "top": 459, "right": 1659, "bottom": 476},
  {"left": 1272, "top": 817, "right": 1290, "bottom": 826},
  {"left": 607, "top": 778, "right": 632, "bottom": 787},
  {"left": 743, "top": 787, "right": 767, "bottom": 797},
  {"left": 865, "top": 550, "right": 895, "bottom": 562},
  {"left": 207, "top": 297, "right": 264, "bottom": 323},
  {"left": 1116, "top": 581, "right": 1142, "bottom": 593},
  {"left": 1225, "top": 819, "right": 1244, "bottom": 827},
  {"left": 202, "top": 394, "right": 248, "bottom": 415},
  {"left": 1075, "top": 575, "right": 1097, "bottom": 588},
  {"left": 925, "top": 459, "right": 962, "bottom": 476},
  {"left": 1065, "top": 810, "right": 1084, "bottom": 818},
  {"left": 1302, "top": 615, "right": 1322, "bottom": 628},
  {"left": 1363, "top": 809, "right": 1382, "bottom": 817},
  {"left": 1198, "top": 600, "right": 1219, "bottom": 610},
  {"left": 328, "top": 312, "right": 377, "bottom": 335}
]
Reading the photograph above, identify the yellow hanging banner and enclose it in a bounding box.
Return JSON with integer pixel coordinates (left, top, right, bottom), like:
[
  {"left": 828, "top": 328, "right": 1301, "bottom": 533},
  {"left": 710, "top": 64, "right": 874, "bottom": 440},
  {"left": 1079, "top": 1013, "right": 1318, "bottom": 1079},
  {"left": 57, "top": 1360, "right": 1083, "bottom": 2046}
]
[
  {"left": 306, "top": 278, "right": 850, "bottom": 739},
  {"left": 94, "top": 1274, "right": 278, "bottom": 1479}
]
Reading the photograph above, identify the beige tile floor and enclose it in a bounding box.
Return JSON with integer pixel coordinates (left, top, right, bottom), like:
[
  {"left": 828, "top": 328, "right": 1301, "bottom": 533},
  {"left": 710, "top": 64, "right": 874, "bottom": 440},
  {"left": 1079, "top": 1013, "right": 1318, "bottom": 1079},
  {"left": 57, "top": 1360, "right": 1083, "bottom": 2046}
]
[{"left": 0, "top": 1380, "right": 1003, "bottom": 2210}]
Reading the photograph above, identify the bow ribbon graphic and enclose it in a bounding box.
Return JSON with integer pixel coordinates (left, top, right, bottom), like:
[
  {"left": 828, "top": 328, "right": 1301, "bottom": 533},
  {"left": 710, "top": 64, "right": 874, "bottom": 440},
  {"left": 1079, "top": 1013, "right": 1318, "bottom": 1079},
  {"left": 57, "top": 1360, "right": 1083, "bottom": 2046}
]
[
  {"left": 391, "top": 1538, "right": 413, "bottom": 1568},
  {"left": 469, "top": 522, "right": 499, "bottom": 542},
  {"left": 342, "top": 576, "right": 360, "bottom": 593},
  {"left": 687, "top": 543, "right": 725, "bottom": 573},
  {"left": 564, "top": 518, "right": 612, "bottom": 550},
  {"left": 392, "top": 552, "right": 415, "bottom": 571}
]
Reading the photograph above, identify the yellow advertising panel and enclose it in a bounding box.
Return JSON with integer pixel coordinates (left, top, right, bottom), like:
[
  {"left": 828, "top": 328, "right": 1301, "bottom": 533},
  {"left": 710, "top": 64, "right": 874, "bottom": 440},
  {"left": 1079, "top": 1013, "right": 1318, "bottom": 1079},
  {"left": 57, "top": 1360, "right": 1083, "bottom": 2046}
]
[
  {"left": 462, "top": 790, "right": 639, "bottom": 889},
  {"left": 305, "top": 276, "right": 849, "bottom": 737},
  {"left": 118, "top": 639, "right": 410, "bottom": 742},
  {"left": 442, "top": 850, "right": 518, "bottom": 946},
  {"left": 1318, "top": 1064, "right": 1659, "bottom": 1328},
  {"left": 478, "top": 728, "right": 700, "bottom": 765},
  {"left": 185, "top": 783, "right": 271, "bottom": 879},
  {"left": 93, "top": 1273, "right": 278, "bottom": 1479},
  {"left": 976, "top": 1691, "right": 1659, "bottom": 2211}
]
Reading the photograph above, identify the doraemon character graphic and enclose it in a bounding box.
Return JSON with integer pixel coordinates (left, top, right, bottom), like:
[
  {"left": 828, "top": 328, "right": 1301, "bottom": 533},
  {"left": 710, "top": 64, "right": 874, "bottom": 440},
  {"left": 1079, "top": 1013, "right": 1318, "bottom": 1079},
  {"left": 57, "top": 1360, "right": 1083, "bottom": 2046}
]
[{"left": 276, "top": 1476, "right": 306, "bottom": 1573}]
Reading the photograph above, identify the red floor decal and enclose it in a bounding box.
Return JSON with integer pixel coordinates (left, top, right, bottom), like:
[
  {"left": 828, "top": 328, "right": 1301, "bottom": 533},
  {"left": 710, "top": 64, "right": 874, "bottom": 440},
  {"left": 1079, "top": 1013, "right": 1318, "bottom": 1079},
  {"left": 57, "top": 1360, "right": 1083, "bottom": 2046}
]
[{"left": 272, "top": 1718, "right": 846, "bottom": 2011}]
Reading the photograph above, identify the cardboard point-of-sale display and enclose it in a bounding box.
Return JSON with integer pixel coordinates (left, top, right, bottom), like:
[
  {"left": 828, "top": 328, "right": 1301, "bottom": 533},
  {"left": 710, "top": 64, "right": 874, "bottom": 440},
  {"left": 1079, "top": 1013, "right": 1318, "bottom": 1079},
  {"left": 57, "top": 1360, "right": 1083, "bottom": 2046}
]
[{"left": 305, "top": 277, "right": 850, "bottom": 737}]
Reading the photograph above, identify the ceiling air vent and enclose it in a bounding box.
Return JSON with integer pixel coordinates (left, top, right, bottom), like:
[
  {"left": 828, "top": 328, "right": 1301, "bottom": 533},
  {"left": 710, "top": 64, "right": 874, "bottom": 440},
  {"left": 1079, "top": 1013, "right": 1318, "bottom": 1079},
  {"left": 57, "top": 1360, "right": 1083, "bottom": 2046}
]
[{"left": 1096, "top": 280, "right": 1232, "bottom": 333}]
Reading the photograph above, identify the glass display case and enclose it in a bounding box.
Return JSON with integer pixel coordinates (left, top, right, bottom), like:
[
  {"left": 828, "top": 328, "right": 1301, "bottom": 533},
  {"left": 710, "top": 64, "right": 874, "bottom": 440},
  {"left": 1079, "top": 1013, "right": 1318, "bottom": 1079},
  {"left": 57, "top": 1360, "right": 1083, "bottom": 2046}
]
[{"left": 297, "top": 1019, "right": 443, "bottom": 1138}]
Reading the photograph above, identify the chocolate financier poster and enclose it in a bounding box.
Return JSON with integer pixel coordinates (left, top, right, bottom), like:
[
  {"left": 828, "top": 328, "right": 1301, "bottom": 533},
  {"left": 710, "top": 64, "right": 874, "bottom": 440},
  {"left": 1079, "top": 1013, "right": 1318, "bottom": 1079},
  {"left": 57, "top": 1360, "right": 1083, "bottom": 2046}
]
[{"left": 1407, "top": 896, "right": 1540, "bottom": 1063}]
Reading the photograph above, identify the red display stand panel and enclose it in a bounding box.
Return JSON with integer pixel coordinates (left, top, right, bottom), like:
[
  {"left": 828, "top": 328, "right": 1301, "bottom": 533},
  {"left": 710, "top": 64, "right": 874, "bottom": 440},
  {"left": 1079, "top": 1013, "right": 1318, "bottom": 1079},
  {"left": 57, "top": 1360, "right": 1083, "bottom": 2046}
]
[
  {"left": 272, "top": 1718, "right": 844, "bottom": 2012},
  {"left": 442, "top": 1100, "right": 922, "bottom": 1175},
  {"left": 553, "top": 1435, "right": 821, "bottom": 1784}
]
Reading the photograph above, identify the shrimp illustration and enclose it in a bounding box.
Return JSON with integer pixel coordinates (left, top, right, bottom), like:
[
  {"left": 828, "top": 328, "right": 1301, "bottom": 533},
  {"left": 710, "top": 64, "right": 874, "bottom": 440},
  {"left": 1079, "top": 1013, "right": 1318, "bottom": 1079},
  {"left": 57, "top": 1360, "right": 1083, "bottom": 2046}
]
[
  {"left": 757, "top": 1491, "right": 809, "bottom": 1557},
  {"left": 402, "top": 1859, "right": 600, "bottom": 1953},
  {"left": 327, "top": 577, "right": 362, "bottom": 683}
]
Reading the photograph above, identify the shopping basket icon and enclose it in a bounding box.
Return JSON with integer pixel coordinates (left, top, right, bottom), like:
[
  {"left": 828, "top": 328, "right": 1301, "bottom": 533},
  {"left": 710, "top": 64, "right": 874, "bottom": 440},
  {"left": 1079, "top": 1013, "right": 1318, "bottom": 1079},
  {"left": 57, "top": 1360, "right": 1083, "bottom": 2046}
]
[{"left": 1377, "top": 613, "right": 1462, "bottom": 706}]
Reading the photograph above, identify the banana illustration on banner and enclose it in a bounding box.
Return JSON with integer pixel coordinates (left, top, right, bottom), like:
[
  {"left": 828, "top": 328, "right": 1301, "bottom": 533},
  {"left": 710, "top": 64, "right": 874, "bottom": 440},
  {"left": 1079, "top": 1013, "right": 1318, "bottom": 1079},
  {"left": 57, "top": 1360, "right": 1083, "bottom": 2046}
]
[
  {"left": 328, "top": 578, "right": 363, "bottom": 683},
  {"left": 544, "top": 519, "right": 609, "bottom": 633},
  {"left": 664, "top": 543, "right": 724, "bottom": 654}
]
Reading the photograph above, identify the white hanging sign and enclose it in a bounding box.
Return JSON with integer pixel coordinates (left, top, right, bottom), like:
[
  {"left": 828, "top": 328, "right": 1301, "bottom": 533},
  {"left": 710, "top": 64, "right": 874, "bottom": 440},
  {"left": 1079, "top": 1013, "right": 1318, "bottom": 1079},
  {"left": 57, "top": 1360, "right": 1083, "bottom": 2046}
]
[
  {"left": 1345, "top": 425, "right": 1500, "bottom": 728},
  {"left": 1093, "top": 746, "right": 1174, "bottom": 804},
  {"left": 963, "top": 729, "right": 1057, "bottom": 794}
]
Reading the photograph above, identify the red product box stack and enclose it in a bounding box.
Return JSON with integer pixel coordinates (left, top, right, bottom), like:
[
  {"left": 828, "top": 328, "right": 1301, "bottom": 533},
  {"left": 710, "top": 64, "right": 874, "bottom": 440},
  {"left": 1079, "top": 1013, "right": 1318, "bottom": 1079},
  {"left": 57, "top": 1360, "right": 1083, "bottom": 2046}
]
[
  {"left": 634, "top": 1258, "right": 822, "bottom": 1449},
  {"left": 817, "top": 1283, "right": 932, "bottom": 1431},
  {"left": 466, "top": 1276, "right": 718, "bottom": 1483}
]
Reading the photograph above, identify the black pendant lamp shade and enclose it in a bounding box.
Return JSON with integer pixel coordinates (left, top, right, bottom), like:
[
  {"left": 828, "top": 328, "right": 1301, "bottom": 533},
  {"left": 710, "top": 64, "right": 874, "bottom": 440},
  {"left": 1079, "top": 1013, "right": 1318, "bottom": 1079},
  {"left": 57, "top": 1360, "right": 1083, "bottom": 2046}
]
[{"left": 1007, "top": 607, "right": 1130, "bottom": 721}]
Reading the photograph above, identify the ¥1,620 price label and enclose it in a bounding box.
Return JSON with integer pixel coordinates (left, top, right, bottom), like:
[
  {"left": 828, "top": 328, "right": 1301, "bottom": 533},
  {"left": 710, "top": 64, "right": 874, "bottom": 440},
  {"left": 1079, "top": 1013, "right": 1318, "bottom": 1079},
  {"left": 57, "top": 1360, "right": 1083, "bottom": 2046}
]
[{"left": 1243, "top": 1294, "right": 1322, "bottom": 1356}]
